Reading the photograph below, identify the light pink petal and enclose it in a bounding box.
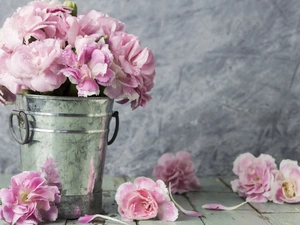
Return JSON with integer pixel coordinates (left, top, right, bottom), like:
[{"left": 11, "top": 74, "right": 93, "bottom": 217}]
[
  {"left": 202, "top": 197, "right": 256, "bottom": 211},
  {"left": 78, "top": 214, "right": 129, "bottom": 225},
  {"left": 115, "top": 182, "right": 136, "bottom": 204},
  {"left": 133, "top": 177, "right": 156, "bottom": 191},
  {"left": 76, "top": 78, "right": 100, "bottom": 97},
  {"left": 232, "top": 153, "right": 255, "bottom": 175},
  {"left": 157, "top": 201, "right": 178, "bottom": 221}
]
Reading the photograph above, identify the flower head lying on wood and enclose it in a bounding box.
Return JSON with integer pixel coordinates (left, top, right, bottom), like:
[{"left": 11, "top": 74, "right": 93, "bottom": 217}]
[
  {"left": 115, "top": 177, "right": 178, "bottom": 221},
  {"left": 267, "top": 159, "right": 300, "bottom": 204},
  {"left": 153, "top": 151, "right": 201, "bottom": 194},
  {"left": 0, "top": 171, "right": 60, "bottom": 225},
  {"left": 230, "top": 152, "right": 277, "bottom": 202}
]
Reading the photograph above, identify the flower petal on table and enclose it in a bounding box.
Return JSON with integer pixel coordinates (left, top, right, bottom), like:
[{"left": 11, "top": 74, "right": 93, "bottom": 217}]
[
  {"left": 202, "top": 197, "right": 257, "bottom": 211},
  {"left": 78, "top": 214, "right": 129, "bottom": 225},
  {"left": 168, "top": 183, "right": 203, "bottom": 217}
]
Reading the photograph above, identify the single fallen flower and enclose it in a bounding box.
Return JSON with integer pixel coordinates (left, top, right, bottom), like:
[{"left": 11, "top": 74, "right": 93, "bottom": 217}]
[
  {"left": 168, "top": 183, "right": 203, "bottom": 217},
  {"left": 78, "top": 214, "right": 129, "bottom": 225},
  {"left": 202, "top": 197, "right": 257, "bottom": 211}
]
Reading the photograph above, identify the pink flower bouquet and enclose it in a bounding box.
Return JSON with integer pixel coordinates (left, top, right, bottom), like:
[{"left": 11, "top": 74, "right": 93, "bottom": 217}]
[{"left": 0, "top": 0, "right": 155, "bottom": 110}]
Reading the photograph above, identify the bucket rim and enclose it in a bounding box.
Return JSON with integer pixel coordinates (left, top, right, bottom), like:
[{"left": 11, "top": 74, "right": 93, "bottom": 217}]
[{"left": 16, "top": 94, "right": 113, "bottom": 101}]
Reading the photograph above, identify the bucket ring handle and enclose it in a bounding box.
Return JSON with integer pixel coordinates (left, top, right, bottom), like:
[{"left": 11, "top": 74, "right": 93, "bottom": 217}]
[
  {"left": 108, "top": 111, "right": 119, "bottom": 145},
  {"left": 9, "top": 110, "right": 30, "bottom": 145}
]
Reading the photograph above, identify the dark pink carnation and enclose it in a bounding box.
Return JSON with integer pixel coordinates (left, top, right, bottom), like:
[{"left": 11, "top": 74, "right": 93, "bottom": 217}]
[{"left": 153, "top": 151, "right": 201, "bottom": 194}]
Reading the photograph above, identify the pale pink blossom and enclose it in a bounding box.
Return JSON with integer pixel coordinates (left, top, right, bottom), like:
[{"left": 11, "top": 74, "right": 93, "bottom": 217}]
[
  {"left": 0, "top": 171, "right": 60, "bottom": 225},
  {"left": 60, "top": 35, "right": 115, "bottom": 97},
  {"left": 78, "top": 10, "right": 125, "bottom": 38},
  {"left": 267, "top": 160, "right": 300, "bottom": 204},
  {"left": 6, "top": 39, "right": 66, "bottom": 92},
  {"left": 230, "top": 153, "right": 277, "bottom": 202},
  {"left": 0, "top": 0, "right": 75, "bottom": 52},
  {"left": 0, "top": 50, "right": 25, "bottom": 95},
  {"left": 115, "top": 177, "right": 178, "bottom": 221},
  {"left": 104, "top": 31, "right": 155, "bottom": 109},
  {"left": 153, "top": 151, "right": 201, "bottom": 194}
]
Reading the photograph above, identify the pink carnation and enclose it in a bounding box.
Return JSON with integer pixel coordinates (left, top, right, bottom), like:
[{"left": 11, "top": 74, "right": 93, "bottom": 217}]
[
  {"left": 231, "top": 153, "right": 277, "bottom": 202},
  {"left": 115, "top": 177, "right": 178, "bottom": 221},
  {"left": 0, "top": 171, "right": 60, "bottom": 225},
  {"left": 60, "top": 35, "right": 115, "bottom": 97},
  {"left": 104, "top": 31, "right": 155, "bottom": 109},
  {"left": 6, "top": 39, "right": 66, "bottom": 92},
  {"left": 152, "top": 151, "right": 201, "bottom": 194},
  {"left": 78, "top": 10, "right": 125, "bottom": 38},
  {"left": 268, "top": 160, "right": 300, "bottom": 204},
  {"left": 0, "top": 0, "right": 75, "bottom": 52}
]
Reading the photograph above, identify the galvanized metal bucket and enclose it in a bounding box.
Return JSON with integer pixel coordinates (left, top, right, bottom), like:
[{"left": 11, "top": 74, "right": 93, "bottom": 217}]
[{"left": 9, "top": 94, "right": 119, "bottom": 219}]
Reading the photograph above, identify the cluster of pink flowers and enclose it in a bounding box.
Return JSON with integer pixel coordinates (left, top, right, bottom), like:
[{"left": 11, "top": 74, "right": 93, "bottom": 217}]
[
  {"left": 153, "top": 151, "right": 201, "bottom": 194},
  {"left": 0, "top": 0, "right": 155, "bottom": 110},
  {"left": 231, "top": 152, "right": 300, "bottom": 204},
  {"left": 0, "top": 171, "right": 60, "bottom": 225}
]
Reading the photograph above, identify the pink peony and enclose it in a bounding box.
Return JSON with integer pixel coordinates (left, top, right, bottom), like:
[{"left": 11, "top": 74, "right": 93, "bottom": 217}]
[
  {"left": 115, "top": 177, "right": 178, "bottom": 221},
  {"left": 0, "top": 171, "right": 60, "bottom": 225},
  {"left": 231, "top": 153, "right": 277, "bottom": 202},
  {"left": 6, "top": 39, "right": 66, "bottom": 92},
  {"left": 152, "top": 151, "right": 201, "bottom": 194},
  {"left": 267, "top": 160, "right": 300, "bottom": 204}
]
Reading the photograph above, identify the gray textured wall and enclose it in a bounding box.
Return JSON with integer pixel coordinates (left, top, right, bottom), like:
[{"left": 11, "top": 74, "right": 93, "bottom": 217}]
[{"left": 1, "top": 0, "right": 300, "bottom": 177}]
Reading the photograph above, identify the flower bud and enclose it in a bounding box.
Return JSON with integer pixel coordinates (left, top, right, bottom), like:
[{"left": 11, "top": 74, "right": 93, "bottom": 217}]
[{"left": 63, "top": 1, "right": 77, "bottom": 16}]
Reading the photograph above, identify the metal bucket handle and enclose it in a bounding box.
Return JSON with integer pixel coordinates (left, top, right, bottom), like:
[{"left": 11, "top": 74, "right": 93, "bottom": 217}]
[
  {"left": 108, "top": 111, "right": 119, "bottom": 145},
  {"left": 9, "top": 110, "right": 119, "bottom": 145},
  {"left": 9, "top": 110, "right": 30, "bottom": 145}
]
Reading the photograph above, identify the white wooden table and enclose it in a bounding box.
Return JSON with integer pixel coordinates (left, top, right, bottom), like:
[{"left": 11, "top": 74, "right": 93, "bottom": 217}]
[{"left": 0, "top": 175, "right": 299, "bottom": 225}]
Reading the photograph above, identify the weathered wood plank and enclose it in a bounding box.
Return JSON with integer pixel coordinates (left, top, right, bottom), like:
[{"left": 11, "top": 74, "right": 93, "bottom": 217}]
[
  {"left": 186, "top": 192, "right": 271, "bottom": 225},
  {"left": 0, "top": 174, "right": 11, "bottom": 188},
  {"left": 250, "top": 202, "right": 300, "bottom": 214},
  {"left": 263, "top": 213, "right": 300, "bottom": 225},
  {"left": 41, "top": 219, "right": 67, "bottom": 225},
  {"left": 66, "top": 190, "right": 135, "bottom": 225},
  {"left": 200, "top": 178, "right": 232, "bottom": 193},
  {"left": 102, "top": 190, "right": 136, "bottom": 225}
]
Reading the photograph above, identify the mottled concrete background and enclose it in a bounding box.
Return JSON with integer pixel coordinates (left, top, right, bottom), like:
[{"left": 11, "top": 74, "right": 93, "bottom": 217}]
[{"left": 1, "top": 0, "right": 300, "bottom": 177}]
